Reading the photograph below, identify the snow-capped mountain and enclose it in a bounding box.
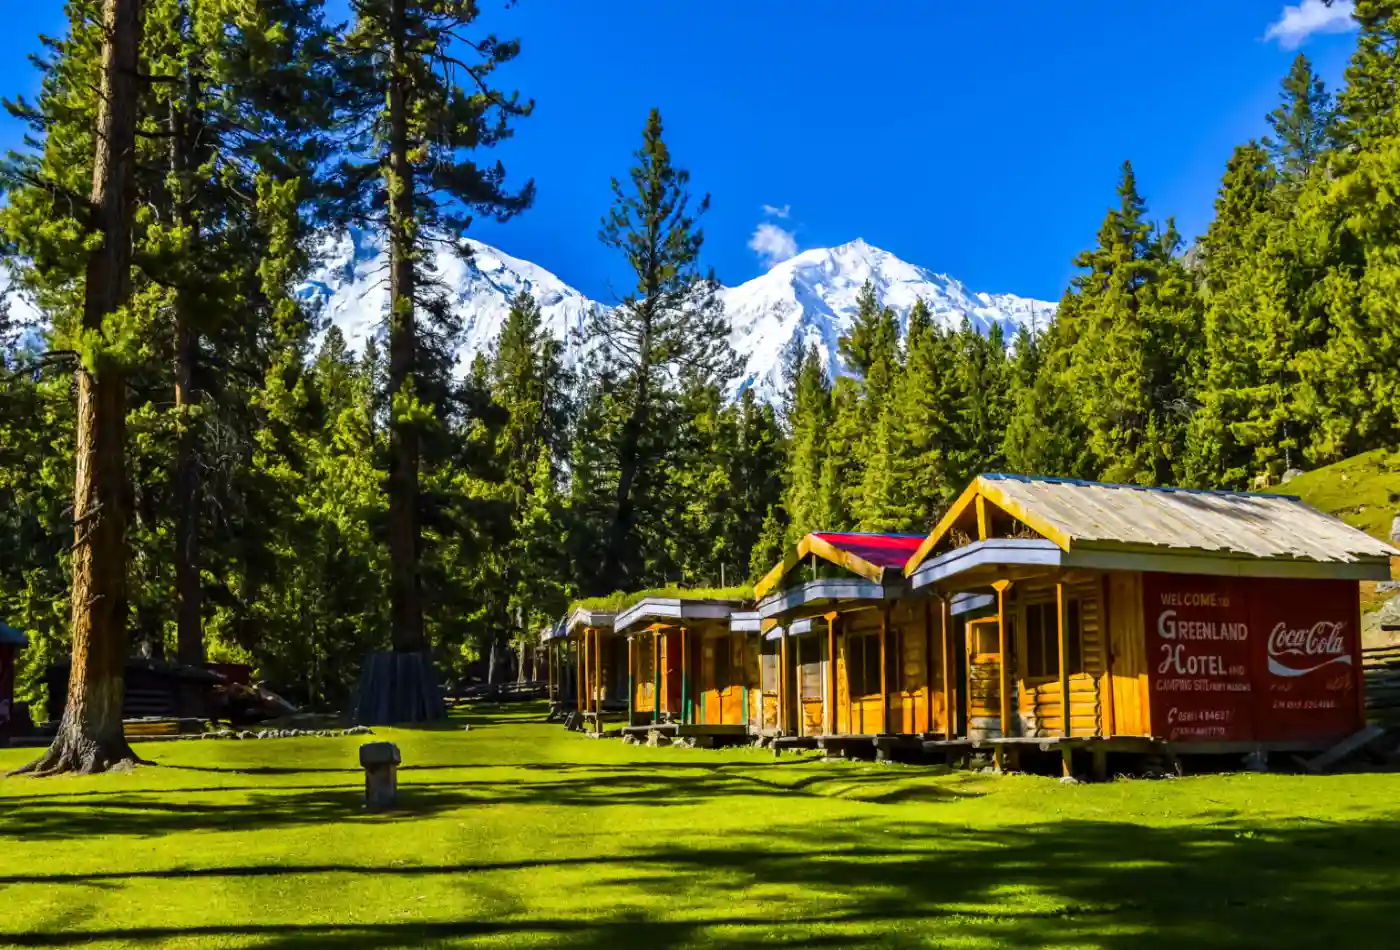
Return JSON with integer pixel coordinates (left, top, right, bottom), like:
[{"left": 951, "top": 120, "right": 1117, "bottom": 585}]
[
  {"left": 302, "top": 231, "right": 1056, "bottom": 405},
  {"left": 721, "top": 238, "right": 1054, "bottom": 403},
  {"left": 4, "top": 231, "right": 1056, "bottom": 405},
  {"left": 301, "top": 228, "right": 596, "bottom": 373}
]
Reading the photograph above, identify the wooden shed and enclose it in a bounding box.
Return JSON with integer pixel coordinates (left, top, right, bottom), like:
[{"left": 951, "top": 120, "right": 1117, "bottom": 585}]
[
  {"left": 563, "top": 606, "right": 624, "bottom": 733},
  {"left": 903, "top": 474, "right": 1398, "bottom": 772},
  {"left": 1, "top": 621, "right": 27, "bottom": 738},
  {"left": 613, "top": 596, "right": 758, "bottom": 743},
  {"left": 754, "top": 532, "right": 954, "bottom": 756}
]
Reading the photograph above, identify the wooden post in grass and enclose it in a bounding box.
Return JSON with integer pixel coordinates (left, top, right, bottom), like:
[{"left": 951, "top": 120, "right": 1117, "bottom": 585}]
[
  {"left": 994, "top": 581, "right": 1012, "bottom": 771},
  {"left": 879, "top": 604, "right": 889, "bottom": 736},
  {"left": 1058, "top": 581, "right": 1071, "bottom": 743},
  {"left": 923, "top": 601, "right": 934, "bottom": 735},
  {"left": 680, "top": 627, "right": 689, "bottom": 725},
  {"left": 779, "top": 627, "right": 789, "bottom": 736},
  {"left": 627, "top": 635, "right": 635, "bottom": 726},
  {"left": 652, "top": 629, "right": 661, "bottom": 725},
  {"left": 825, "top": 612, "right": 838, "bottom": 736},
  {"left": 941, "top": 596, "right": 953, "bottom": 741},
  {"left": 593, "top": 625, "right": 602, "bottom": 732}
]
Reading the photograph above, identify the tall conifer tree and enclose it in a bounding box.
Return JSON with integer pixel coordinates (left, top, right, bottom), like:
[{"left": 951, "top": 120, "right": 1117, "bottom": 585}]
[
  {"left": 584, "top": 108, "right": 736, "bottom": 590},
  {"left": 333, "top": 0, "right": 534, "bottom": 663}
]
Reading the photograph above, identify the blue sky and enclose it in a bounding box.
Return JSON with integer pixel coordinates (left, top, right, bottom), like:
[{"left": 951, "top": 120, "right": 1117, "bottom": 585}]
[{"left": 0, "top": 1, "right": 1365, "bottom": 303}]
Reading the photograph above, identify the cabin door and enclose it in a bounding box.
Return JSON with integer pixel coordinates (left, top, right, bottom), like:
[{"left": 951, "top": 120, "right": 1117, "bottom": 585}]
[
  {"left": 966, "top": 618, "right": 1003, "bottom": 740},
  {"left": 795, "top": 635, "right": 826, "bottom": 736},
  {"left": 702, "top": 633, "right": 746, "bottom": 726}
]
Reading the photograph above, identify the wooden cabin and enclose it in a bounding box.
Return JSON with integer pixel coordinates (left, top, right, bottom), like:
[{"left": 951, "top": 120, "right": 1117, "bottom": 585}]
[
  {"left": 903, "top": 474, "right": 1398, "bottom": 773},
  {"left": 754, "top": 532, "right": 949, "bottom": 757},
  {"left": 613, "top": 597, "right": 759, "bottom": 743},
  {"left": 542, "top": 619, "right": 575, "bottom": 715},
  {"left": 1, "top": 621, "right": 26, "bottom": 740},
  {"left": 563, "top": 606, "right": 624, "bottom": 733}
]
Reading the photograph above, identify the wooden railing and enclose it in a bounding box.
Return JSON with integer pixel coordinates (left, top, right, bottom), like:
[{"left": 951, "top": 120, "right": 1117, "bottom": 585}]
[{"left": 1363, "top": 645, "right": 1400, "bottom": 726}]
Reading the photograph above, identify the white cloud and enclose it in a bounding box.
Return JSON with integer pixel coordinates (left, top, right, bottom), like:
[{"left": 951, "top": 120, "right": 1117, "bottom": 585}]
[
  {"left": 761, "top": 203, "right": 791, "bottom": 219},
  {"left": 748, "top": 223, "right": 798, "bottom": 268},
  {"left": 1264, "top": 0, "right": 1358, "bottom": 49}
]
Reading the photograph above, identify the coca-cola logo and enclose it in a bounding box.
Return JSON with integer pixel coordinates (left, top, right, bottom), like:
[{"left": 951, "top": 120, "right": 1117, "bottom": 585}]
[{"left": 1267, "top": 621, "right": 1352, "bottom": 677}]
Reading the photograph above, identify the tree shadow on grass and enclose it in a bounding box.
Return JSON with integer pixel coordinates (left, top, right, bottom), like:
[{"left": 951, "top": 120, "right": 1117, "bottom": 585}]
[
  {"left": 3, "top": 817, "right": 1400, "bottom": 948},
  {"left": 0, "top": 764, "right": 981, "bottom": 842}
]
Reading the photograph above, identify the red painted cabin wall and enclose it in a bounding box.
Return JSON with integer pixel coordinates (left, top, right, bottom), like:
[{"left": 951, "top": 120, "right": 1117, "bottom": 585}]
[{"left": 1141, "top": 573, "right": 1364, "bottom": 744}]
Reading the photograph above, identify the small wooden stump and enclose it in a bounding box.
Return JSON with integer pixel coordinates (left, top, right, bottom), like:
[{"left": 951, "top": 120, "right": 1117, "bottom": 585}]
[{"left": 360, "top": 741, "right": 400, "bottom": 811}]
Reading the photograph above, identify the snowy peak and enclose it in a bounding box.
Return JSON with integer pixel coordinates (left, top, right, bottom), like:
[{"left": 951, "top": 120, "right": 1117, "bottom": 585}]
[
  {"left": 721, "top": 238, "right": 1056, "bottom": 402},
  {"left": 300, "top": 228, "right": 594, "bottom": 373},
  {"left": 3, "top": 233, "right": 1056, "bottom": 406}
]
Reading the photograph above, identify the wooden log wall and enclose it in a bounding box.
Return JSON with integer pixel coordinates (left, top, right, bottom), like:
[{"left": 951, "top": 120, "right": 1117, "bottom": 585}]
[{"left": 1013, "top": 576, "right": 1107, "bottom": 738}]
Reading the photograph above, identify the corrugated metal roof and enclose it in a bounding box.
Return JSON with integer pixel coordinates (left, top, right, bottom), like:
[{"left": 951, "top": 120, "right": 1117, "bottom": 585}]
[
  {"left": 811, "top": 532, "right": 925, "bottom": 569},
  {"left": 981, "top": 473, "right": 1399, "bottom": 564}
]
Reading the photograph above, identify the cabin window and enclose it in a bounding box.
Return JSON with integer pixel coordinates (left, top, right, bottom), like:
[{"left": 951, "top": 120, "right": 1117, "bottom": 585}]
[
  {"left": 799, "top": 639, "right": 823, "bottom": 700},
  {"left": 970, "top": 619, "right": 1004, "bottom": 656},
  {"left": 1024, "top": 602, "right": 1059, "bottom": 680},
  {"left": 1023, "top": 599, "right": 1085, "bottom": 678},
  {"left": 761, "top": 647, "right": 778, "bottom": 693},
  {"left": 847, "top": 633, "right": 881, "bottom": 698},
  {"left": 712, "top": 637, "right": 732, "bottom": 689}
]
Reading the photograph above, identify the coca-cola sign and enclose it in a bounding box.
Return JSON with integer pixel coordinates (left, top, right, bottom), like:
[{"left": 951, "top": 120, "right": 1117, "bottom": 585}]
[
  {"left": 1266, "top": 620, "right": 1352, "bottom": 677},
  {"left": 1144, "top": 574, "right": 1362, "bottom": 743}
]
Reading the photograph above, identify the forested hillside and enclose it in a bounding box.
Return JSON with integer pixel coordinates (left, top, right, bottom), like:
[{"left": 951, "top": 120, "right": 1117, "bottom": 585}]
[{"left": 4, "top": 1, "right": 1400, "bottom": 724}]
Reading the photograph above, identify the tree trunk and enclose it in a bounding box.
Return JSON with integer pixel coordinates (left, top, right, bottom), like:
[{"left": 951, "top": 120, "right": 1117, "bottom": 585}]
[
  {"left": 603, "top": 372, "right": 648, "bottom": 589},
  {"left": 172, "top": 49, "right": 203, "bottom": 667},
  {"left": 386, "top": 0, "right": 423, "bottom": 653},
  {"left": 15, "top": 0, "right": 144, "bottom": 777}
]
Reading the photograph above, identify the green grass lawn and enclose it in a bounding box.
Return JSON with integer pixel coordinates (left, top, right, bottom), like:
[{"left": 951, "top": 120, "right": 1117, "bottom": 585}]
[{"left": 3, "top": 704, "right": 1399, "bottom": 949}]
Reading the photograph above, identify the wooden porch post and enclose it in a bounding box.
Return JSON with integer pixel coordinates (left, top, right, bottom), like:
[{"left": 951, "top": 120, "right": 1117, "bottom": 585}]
[
  {"left": 626, "top": 634, "right": 635, "bottom": 726},
  {"left": 1057, "top": 581, "right": 1070, "bottom": 741},
  {"left": 578, "top": 630, "right": 587, "bottom": 716},
  {"left": 825, "top": 612, "right": 837, "bottom": 736},
  {"left": 593, "top": 625, "right": 602, "bottom": 730},
  {"left": 941, "top": 596, "right": 953, "bottom": 740},
  {"left": 994, "top": 581, "right": 1012, "bottom": 771},
  {"left": 923, "top": 601, "right": 934, "bottom": 735},
  {"left": 653, "top": 628, "right": 661, "bottom": 724},
  {"left": 680, "top": 627, "right": 689, "bottom": 725},
  {"left": 879, "top": 604, "right": 889, "bottom": 735},
  {"left": 779, "top": 628, "right": 789, "bottom": 736}
]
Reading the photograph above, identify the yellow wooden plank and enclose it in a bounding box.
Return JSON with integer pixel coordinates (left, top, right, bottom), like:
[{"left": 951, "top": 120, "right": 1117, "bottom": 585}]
[
  {"left": 904, "top": 477, "right": 986, "bottom": 576},
  {"left": 976, "top": 495, "right": 989, "bottom": 541},
  {"left": 805, "top": 534, "right": 885, "bottom": 584},
  {"left": 1057, "top": 581, "right": 1070, "bottom": 739},
  {"left": 980, "top": 482, "right": 1074, "bottom": 551}
]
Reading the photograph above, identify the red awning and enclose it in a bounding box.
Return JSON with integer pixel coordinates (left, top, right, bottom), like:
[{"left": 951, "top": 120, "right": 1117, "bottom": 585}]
[{"left": 810, "top": 533, "right": 926, "bottom": 571}]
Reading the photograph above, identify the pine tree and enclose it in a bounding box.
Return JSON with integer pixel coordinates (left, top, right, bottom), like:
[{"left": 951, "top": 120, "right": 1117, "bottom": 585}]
[
  {"left": 2, "top": 0, "right": 147, "bottom": 775},
  {"left": 585, "top": 108, "right": 737, "bottom": 590},
  {"left": 488, "top": 291, "right": 572, "bottom": 671},
  {"left": 333, "top": 0, "right": 534, "bottom": 659},
  {"left": 947, "top": 320, "right": 1010, "bottom": 487},
  {"left": 890, "top": 300, "right": 959, "bottom": 526},
  {"left": 1339, "top": 1, "right": 1400, "bottom": 145},
  {"left": 1060, "top": 162, "right": 1200, "bottom": 485},
  {"left": 1291, "top": 2, "right": 1400, "bottom": 461},
  {"left": 782, "top": 343, "right": 833, "bottom": 540},
  {"left": 1266, "top": 54, "right": 1337, "bottom": 183},
  {"left": 1184, "top": 142, "right": 1310, "bottom": 487}
]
